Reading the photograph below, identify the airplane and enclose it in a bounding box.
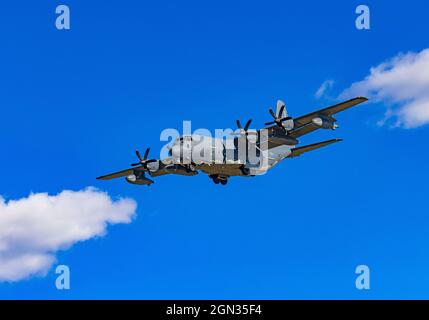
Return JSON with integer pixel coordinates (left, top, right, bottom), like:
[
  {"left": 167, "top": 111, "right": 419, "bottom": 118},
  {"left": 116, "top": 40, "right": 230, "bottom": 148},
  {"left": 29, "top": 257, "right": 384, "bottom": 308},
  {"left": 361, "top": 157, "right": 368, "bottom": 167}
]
[{"left": 96, "top": 96, "right": 368, "bottom": 186}]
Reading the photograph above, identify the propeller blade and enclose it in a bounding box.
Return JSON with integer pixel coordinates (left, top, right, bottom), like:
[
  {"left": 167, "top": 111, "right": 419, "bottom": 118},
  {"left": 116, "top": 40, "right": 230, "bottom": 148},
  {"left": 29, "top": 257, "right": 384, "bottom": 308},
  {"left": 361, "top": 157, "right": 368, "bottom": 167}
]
[
  {"left": 269, "top": 108, "right": 276, "bottom": 119},
  {"left": 143, "top": 148, "right": 150, "bottom": 161},
  {"left": 265, "top": 121, "right": 275, "bottom": 125},
  {"left": 136, "top": 149, "right": 143, "bottom": 161},
  {"left": 244, "top": 119, "right": 252, "bottom": 131},
  {"left": 236, "top": 120, "right": 242, "bottom": 129}
]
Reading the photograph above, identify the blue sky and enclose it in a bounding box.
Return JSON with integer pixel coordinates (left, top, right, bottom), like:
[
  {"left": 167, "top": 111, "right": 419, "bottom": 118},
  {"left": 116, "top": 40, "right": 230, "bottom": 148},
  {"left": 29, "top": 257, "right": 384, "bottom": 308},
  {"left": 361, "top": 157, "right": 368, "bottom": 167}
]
[{"left": 1, "top": 0, "right": 429, "bottom": 299}]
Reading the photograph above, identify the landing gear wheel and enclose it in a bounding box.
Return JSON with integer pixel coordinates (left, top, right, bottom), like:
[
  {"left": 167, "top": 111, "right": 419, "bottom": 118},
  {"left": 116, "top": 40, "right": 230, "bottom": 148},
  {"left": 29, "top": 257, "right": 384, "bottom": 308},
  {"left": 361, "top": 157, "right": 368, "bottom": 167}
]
[
  {"left": 210, "top": 175, "right": 220, "bottom": 184},
  {"left": 240, "top": 165, "right": 250, "bottom": 176},
  {"left": 210, "top": 175, "right": 228, "bottom": 185}
]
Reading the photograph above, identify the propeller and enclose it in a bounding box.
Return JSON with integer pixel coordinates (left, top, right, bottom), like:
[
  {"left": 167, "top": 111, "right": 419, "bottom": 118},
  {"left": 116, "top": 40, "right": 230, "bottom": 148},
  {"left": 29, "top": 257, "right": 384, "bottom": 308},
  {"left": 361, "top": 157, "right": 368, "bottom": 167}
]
[
  {"left": 232, "top": 119, "right": 257, "bottom": 137},
  {"left": 265, "top": 108, "right": 291, "bottom": 126},
  {"left": 131, "top": 148, "right": 157, "bottom": 168},
  {"left": 237, "top": 119, "right": 252, "bottom": 132},
  {"left": 264, "top": 100, "right": 293, "bottom": 129}
]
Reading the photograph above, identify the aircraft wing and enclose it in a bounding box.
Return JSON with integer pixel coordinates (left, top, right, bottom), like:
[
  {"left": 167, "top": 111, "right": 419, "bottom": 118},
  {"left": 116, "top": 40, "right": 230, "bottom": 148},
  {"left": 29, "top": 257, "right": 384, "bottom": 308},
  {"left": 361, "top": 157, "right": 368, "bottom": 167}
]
[
  {"left": 289, "top": 139, "right": 342, "bottom": 158},
  {"left": 96, "top": 167, "right": 138, "bottom": 180},
  {"left": 289, "top": 97, "right": 368, "bottom": 138},
  {"left": 96, "top": 157, "right": 176, "bottom": 180}
]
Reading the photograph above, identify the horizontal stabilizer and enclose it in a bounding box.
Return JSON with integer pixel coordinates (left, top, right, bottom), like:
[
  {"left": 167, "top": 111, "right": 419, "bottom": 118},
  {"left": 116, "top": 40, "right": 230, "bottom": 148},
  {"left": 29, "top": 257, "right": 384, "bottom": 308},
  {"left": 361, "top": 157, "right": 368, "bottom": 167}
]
[{"left": 289, "top": 139, "right": 342, "bottom": 158}]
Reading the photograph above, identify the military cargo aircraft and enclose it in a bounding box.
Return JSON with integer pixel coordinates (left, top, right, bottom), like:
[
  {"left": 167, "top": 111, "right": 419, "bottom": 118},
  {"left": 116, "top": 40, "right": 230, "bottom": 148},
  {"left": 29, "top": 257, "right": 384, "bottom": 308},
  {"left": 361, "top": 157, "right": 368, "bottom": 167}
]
[{"left": 96, "top": 97, "right": 367, "bottom": 185}]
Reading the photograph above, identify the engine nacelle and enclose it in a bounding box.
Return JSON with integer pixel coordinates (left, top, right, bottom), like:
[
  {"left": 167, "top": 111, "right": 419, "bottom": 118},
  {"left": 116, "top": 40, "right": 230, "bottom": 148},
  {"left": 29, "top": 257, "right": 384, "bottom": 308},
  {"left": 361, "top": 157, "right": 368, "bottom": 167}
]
[
  {"left": 125, "top": 174, "right": 154, "bottom": 185},
  {"left": 311, "top": 116, "right": 338, "bottom": 130},
  {"left": 146, "top": 160, "right": 160, "bottom": 172},
  {"left": 280, "top": 118, "right": 294, "bottom": 131}
]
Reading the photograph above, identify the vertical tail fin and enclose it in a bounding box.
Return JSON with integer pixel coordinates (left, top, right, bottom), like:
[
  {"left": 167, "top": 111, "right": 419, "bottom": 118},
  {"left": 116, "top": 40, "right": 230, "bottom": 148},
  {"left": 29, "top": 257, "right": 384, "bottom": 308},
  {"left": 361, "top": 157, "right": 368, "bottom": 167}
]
[{"left": 276, "top": 100, "right": 287, "bottom": 118}]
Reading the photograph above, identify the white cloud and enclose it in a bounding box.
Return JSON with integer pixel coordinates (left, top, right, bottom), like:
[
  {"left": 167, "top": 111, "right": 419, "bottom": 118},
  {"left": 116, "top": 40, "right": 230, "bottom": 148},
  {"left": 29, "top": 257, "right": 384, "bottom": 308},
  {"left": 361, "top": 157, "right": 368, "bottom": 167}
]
[
  {"left": 340, "top": 48, "right": 429, "bottom": 128},
  {"left": 0, "top": 187, "right": 137, "bottom": 282},
  {"left": 315, "top": 80, "right": 334, "bottom": 99}
]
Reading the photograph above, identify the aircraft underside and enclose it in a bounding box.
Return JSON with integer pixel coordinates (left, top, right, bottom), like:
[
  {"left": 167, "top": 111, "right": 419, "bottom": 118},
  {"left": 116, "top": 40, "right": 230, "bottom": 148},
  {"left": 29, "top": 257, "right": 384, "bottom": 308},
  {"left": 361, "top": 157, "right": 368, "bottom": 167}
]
[{"left": 96, "top": 97, "right": 368, "bottom": 186}]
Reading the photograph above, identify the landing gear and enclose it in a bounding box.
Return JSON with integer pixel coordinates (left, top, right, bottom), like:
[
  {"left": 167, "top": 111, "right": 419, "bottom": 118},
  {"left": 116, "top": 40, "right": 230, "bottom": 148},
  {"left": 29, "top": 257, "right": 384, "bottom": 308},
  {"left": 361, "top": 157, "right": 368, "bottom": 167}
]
[
  {"left": 186, "top": 163, "right": 196, "bottom": 173},
  {"left": 210, "top": 175, "right": 228, "bottom": 185},
  {"left": 240, "top": 165, "right": 250, "bottom": 176}
]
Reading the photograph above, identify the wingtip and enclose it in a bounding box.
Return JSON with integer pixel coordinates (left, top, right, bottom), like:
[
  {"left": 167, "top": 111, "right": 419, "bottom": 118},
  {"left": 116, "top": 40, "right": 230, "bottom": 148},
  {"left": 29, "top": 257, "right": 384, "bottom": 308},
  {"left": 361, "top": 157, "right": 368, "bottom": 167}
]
[{"left": 356, "top": 96, "right": 369, "bottom": 101}]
